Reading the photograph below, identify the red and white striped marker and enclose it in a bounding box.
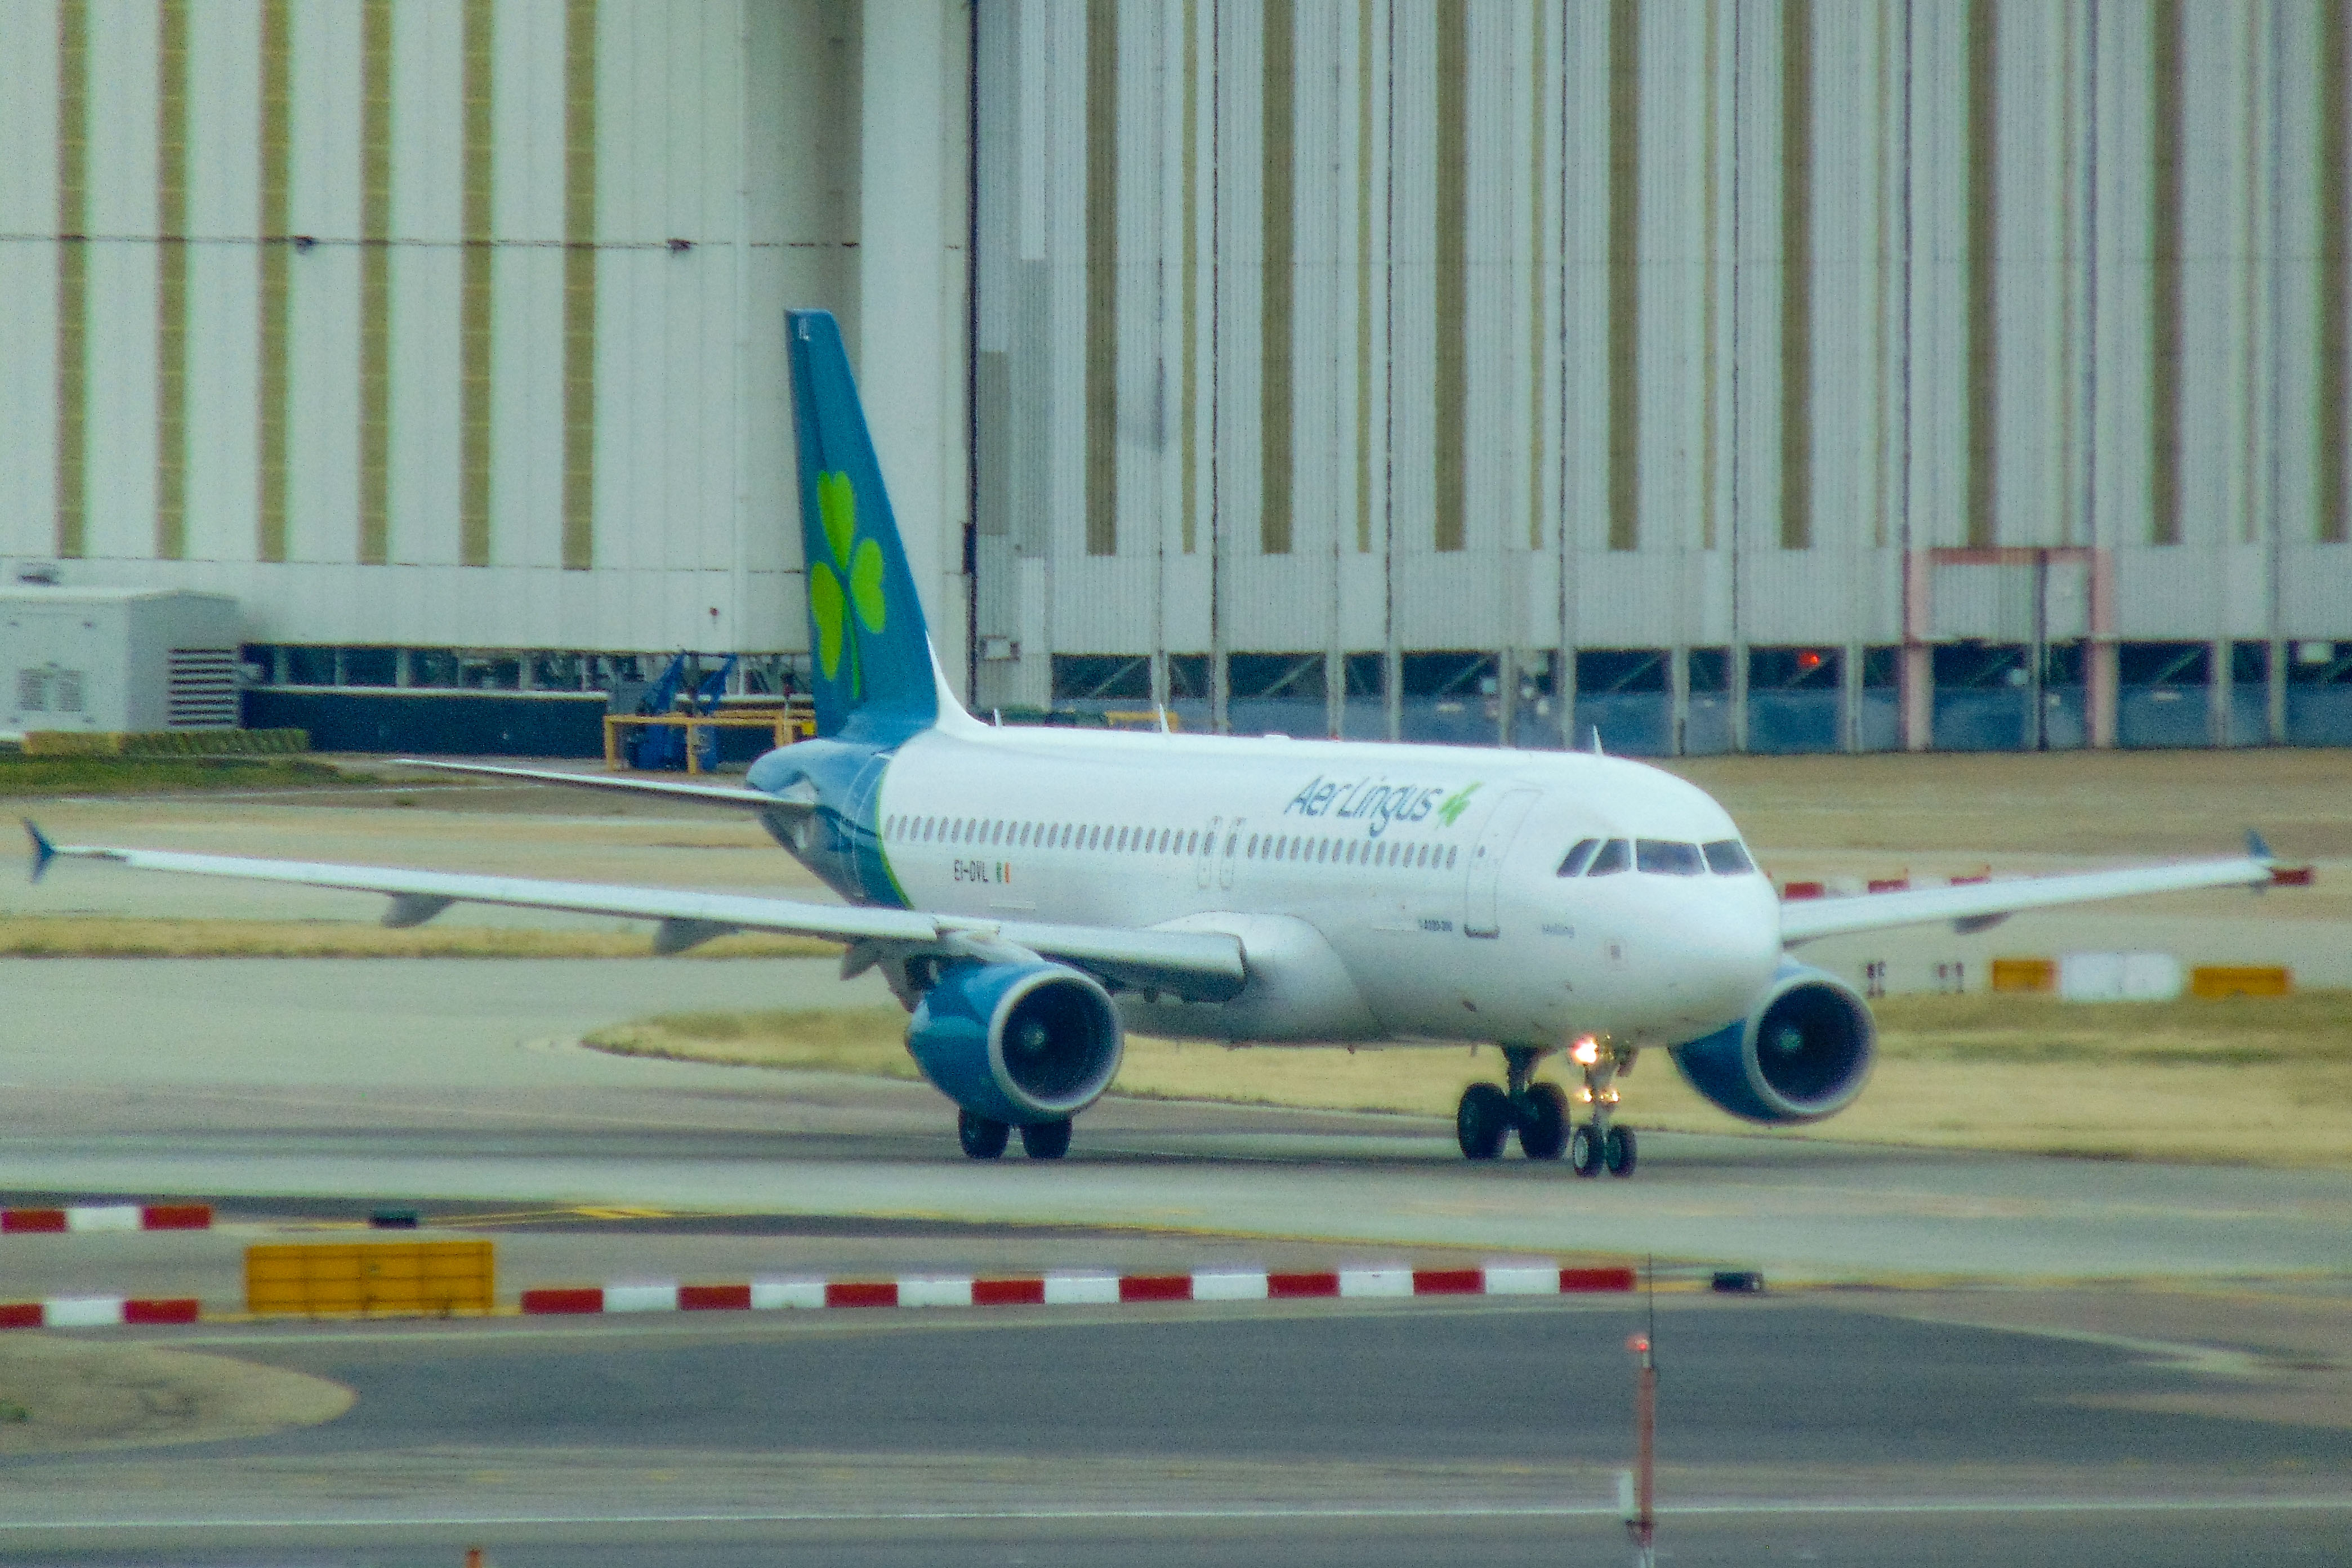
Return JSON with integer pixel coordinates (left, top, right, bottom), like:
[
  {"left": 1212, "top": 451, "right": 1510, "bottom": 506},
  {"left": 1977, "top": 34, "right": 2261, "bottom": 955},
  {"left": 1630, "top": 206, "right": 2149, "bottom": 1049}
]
[
  {"left": 0, "top": 1296, "right": 202, "bottom": 1329},
  {"left": 520, "top": 1263, "right": 1635, "bottom": 1316},
  {"left": 0, "top": 1204, "right": 212, "bottom": 1234}
]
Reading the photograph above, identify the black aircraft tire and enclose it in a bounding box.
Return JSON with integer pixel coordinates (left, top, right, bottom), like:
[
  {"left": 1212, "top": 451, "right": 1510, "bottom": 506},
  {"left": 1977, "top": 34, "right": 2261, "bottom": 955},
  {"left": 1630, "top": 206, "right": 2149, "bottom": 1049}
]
[
  {"left": 1515, "top": 1082, "right": 1569, "bottom": 1160},
  {"left": 1456, "top": 1083, "right": 1512, "bottom": 1160},
  {"left": 1020, "top": 1119, "right": 1074, "bottom": 1160},
  {"left": 959, "top": 1110, "right": 1010, "bottom": 1160},
  {"left": 1569, "top": 1123, "right": 1604, "bottom": 1177},
  {"left": 1604, "top": 1124, "right": 1637, "bottom": 1177}
]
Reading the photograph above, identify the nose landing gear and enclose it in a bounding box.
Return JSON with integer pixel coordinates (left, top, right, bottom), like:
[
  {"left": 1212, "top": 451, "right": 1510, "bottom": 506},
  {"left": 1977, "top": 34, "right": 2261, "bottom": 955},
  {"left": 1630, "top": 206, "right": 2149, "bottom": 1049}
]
[{"left": 1566, "top": 1039, "right": 1637, "bottom": 1178}]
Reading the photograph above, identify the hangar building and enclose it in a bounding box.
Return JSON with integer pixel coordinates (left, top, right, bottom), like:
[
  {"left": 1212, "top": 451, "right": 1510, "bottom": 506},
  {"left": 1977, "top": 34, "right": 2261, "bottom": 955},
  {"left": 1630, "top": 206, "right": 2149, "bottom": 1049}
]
[{"left": 0, "top": 1, "right": 2346, "bottom": 754}]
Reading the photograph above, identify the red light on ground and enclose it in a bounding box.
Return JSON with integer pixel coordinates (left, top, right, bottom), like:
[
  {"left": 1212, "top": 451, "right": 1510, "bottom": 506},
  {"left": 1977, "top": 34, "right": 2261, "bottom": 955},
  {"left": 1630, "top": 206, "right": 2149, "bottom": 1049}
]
[
  {"left": 1627, "top": 1334, "right": 1650, "bottom": 1353},
  {"left": 1796, "top": 649, "right": 1823, "bottom": 671}
]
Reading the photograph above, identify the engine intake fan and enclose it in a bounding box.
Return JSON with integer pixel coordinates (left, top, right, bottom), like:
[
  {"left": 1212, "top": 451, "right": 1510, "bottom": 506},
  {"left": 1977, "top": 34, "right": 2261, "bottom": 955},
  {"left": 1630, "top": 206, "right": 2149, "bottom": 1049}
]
[
  {"left": 906, "top": 961, "right": 1124, "bottom": 1127},
  {"left": 1669, "top": 960, "right": 1876, "bottom": 1124}
]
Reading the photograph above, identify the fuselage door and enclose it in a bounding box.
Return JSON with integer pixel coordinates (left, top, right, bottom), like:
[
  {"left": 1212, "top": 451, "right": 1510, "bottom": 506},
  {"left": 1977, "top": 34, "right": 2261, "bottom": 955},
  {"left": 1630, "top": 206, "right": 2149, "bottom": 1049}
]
[
  {"left": 1195, "top": 816, "right": 1222, "bottom": 889},
  {"left": 1217, "top": 817, "right": 1243, "bottom": 890},
  {"left": 1462, "top": 789, "right": 1542, "bottom": 938}
]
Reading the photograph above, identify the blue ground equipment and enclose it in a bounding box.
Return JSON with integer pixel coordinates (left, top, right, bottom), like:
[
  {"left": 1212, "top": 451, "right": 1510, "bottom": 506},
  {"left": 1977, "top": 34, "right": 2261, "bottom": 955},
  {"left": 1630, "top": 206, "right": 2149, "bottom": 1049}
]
[{"left": 624, "top": 653, "right": 738, "bottom": 771}]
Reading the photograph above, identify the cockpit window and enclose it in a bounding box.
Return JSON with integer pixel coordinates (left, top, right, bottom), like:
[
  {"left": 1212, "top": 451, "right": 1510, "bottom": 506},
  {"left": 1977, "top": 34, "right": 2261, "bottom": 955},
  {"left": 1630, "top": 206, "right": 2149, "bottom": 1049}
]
[
  {"left": 1635, "top": 839, "right": 1706, "bottom": 875},
  {"left": 1584, "top": 838, "right": 1632, "bottom": 876},
  {"left": 1555, "top": 838, "right": 1599, "bottom": 877},
  {"left": 1702, "top": 839, "right": 1756, "bottom": 875}
]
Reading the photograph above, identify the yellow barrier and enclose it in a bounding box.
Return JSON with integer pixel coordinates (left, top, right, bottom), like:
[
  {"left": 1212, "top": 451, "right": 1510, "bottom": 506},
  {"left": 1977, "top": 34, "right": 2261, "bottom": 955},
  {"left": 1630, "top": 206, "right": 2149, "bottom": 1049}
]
[
  {"left": 2189, "top": 965, "right": 2293, "bottom": 999},
  {"left": 246, "top": 1240, "right": 494, "bottom": 1316},
  {"left": 1989, "top": 958, "right": 2057, "bottom": 994},
  {"left": 603, "top": 705, "right": 816, "bottom": 774}
]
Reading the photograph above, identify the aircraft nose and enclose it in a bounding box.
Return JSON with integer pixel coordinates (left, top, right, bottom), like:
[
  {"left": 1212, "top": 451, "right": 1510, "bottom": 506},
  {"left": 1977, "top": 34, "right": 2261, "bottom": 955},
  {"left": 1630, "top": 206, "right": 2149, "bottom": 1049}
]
[{"left": 1672, "top": 884, "right": 1781, "bottom": 1015}]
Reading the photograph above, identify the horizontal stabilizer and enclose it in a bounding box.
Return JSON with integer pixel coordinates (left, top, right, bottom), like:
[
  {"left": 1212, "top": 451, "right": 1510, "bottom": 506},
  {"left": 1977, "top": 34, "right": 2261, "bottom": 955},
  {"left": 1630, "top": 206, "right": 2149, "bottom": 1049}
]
[
  {"left": 390, "top": 759, "right": 797, "bottom": 811},
  {"left": 23, "top": 819, "right": 56, "bottom": 883}
]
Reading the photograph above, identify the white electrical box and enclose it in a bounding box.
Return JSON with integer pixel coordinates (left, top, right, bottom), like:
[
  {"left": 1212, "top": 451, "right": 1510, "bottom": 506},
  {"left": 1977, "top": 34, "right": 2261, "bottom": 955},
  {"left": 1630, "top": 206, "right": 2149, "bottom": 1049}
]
[
  {"left": 2057, "top": 951, "right": 2185, "bottom": 1003},
  {"left": 0, "top": 588, "right": 242, "bottom": 735}
]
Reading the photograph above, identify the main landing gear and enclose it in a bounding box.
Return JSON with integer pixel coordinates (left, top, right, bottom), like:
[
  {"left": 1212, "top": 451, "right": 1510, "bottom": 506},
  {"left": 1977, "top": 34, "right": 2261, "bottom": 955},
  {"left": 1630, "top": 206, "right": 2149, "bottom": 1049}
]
[
  {"left": 1454, "top": 1043, "right": 1636, "bottom": 1176},
  {"left": 958, "top": 1109, "right": 1072, "bottom": 1161},
  {"left": 1455, "top": 1046, "right": 1567, "bottom": 1161}
]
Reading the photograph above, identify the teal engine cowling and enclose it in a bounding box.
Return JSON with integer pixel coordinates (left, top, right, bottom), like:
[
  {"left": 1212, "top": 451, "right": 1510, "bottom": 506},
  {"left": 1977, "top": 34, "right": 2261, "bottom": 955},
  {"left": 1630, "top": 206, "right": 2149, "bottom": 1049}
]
[
  {"left": 1668, "top": 961, "right": 1876, "bottom": 1124},
  {"left": 906, "top": 962, "right": 1124, "bottom": 1126}
]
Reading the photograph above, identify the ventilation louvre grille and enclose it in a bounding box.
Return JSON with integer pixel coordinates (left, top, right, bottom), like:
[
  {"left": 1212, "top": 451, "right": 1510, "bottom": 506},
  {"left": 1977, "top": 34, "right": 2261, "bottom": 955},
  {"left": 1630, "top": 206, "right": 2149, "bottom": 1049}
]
[{"left": 167, "top": 647, "right": 239, "bottom": 728}]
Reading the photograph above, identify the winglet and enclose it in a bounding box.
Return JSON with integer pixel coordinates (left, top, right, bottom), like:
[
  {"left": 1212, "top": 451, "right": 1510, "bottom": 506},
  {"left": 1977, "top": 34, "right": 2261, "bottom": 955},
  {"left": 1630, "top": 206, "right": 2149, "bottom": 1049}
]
[
  {"left": 2247, "top": 829, "right": 2275, "bottom": 864},
  {"left": 24, "top": 819, "right": 56, "bottom": 883},
  {"left": 1586, "top": 726, "right": 1604, "bottom": 756}
]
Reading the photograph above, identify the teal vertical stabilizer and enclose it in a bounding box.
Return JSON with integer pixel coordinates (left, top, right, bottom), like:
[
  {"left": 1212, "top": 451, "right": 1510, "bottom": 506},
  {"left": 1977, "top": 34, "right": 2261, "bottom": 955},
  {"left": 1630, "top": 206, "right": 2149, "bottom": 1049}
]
[{"left": 786, "top": 309, "right": 940, "bottom": 743}]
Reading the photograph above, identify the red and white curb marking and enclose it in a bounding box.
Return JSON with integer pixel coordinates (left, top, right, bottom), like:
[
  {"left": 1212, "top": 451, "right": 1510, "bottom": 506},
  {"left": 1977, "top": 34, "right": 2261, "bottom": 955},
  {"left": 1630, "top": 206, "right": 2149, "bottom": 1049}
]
[
  {"left": 0, "top": 1296, "right": 201, "bottom": 1329},
  {"left": 1, "top": 1204, "right": 212, "bottom": 1234},
  {"left": 520, "top": 1264, "right": 1635, "bottom": 1316}
]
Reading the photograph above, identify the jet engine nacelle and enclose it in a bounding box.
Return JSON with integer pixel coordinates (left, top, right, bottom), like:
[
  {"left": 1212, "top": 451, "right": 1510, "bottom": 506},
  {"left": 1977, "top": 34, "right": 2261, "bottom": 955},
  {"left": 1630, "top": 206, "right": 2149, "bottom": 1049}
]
[
  {"left": 906, "top": 961, "right": 1124, "bottom": 1126},
  {"left": 1668, "top": 960, "right": 1876, "bottom": 1125}
]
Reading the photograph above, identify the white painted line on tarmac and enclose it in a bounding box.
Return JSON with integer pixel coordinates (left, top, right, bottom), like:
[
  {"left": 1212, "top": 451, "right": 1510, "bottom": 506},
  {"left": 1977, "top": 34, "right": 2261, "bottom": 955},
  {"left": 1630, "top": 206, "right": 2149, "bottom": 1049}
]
[
  {"left": 897, "top": 1276, "right": 974, "bottom": 1307},
  {"left": 136, "top": 1293, "right": 1642, "bottom": 1348},
  {"left": 1189, "top": 1270, "right": 1269, "bottom": 1301},
  {"left": 38, "top": 1297, "right": 125, "bottom": 1328},
  {"left": 6, "top": 1496, "right": 2352, "bottom": 1532},
  {"left": 1042, "top": 1272, "right": 1121, "bottom": 1305},
  {"left": 599, "top": 1284, "right": 680, "bottom": 1313}
]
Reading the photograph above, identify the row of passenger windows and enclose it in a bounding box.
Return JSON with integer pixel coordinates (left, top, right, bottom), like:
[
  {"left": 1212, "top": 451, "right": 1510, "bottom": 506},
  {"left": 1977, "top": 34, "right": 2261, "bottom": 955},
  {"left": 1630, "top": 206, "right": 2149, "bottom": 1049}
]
[
  {"left": 1556, "top": 838, "right": 1756, "bottom": 878},
  {"left": 882, "top": 812, "right": 1457, "bottom": 873},
  {"left": 1246, "top": 833, "right": 1456, "bottom": 871},
  {"left": 889, "top": 815, "right": 1203, "bottom": 856}
]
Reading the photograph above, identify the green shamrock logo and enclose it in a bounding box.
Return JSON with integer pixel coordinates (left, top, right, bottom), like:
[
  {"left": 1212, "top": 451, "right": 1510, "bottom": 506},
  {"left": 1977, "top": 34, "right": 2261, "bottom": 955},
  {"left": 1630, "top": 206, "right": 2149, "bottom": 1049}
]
[
  {"left": 809, "top": 471, "right": 887, "bottom": 694},
  {"left": 1434, "top": 782, "right": 1483, "bottom": 827}
]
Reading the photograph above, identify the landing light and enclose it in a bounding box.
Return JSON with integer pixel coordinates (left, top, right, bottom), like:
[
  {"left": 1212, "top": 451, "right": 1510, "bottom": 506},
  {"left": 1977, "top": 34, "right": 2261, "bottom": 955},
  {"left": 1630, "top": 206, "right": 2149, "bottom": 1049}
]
[{"left": 1570, "top": 1037, "right": 1601, "bottom": 1066}]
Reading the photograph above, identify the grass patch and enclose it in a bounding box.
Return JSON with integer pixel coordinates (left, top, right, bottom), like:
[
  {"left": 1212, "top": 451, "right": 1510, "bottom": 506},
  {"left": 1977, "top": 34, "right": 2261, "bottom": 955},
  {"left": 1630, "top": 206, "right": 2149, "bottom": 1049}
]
[
  {"left": 581, "top": 991, "right": 2352, "bottom": 1167},
  {"left": 587, "top": 1007, "right": 921, "bottom": 1076},
  {"left": 1872, "top": 991, "right": 2352, "bottom": 1067},
  {"left": 0, "top": 916, "right": 836, "bottom": 960},
  {"left": 0, "top": 755, "right": 351, "bottom": 797}
]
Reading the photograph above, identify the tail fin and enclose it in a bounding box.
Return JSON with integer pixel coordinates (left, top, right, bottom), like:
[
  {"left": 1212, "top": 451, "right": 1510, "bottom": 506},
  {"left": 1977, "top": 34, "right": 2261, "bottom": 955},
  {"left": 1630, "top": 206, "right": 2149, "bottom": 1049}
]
[{"left": 786, "top": 309, "right": 942, "bottom": 742}]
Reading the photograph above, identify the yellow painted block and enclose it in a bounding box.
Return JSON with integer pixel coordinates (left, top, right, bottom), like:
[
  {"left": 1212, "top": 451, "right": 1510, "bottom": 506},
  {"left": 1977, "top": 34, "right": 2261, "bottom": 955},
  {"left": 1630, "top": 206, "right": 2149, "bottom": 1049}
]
[
  {"left": 1990, "top": 958, "right": 2056, "bottom": 994},
  {"left": 246, "top": 1240, "right": 494, "bottom": 1316},
  {"left": 2189, "top": 965, "right": 2292, "bottom": 999}
]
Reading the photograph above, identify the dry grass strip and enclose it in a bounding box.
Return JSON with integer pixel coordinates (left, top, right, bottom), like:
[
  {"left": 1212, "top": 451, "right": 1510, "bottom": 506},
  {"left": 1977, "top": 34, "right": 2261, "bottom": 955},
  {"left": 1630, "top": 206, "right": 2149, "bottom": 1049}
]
[
  {"left": 584, "top": 992, "right": 2352, "bottom": 1168},
  {"left": 0, "top": 917, "right": 833, "bottom": 960}
]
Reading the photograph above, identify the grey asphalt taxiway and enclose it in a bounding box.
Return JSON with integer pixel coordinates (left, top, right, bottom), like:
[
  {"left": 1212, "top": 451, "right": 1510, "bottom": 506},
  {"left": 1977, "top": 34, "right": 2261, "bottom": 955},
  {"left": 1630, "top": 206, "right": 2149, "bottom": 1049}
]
[
  {"left": 2, "top": 958, "right": 2349, "bottom": 1281},
  {"left": 5, "top": 1294, "right": 2347, "bottom": 1566},
  {"left": 4, "top": 951, "right": 2349, "bottom": 1565}
]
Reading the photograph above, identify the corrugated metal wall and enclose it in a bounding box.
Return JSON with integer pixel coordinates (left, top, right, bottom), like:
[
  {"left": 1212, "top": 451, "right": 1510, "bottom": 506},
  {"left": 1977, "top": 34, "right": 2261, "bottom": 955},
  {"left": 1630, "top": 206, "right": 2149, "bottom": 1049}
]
[
  {"left": 0, "top": 0, "right": 880, "bottom": 655},
  {"left": 972, "top": 0, "right": 2352, "bottom": 748}
]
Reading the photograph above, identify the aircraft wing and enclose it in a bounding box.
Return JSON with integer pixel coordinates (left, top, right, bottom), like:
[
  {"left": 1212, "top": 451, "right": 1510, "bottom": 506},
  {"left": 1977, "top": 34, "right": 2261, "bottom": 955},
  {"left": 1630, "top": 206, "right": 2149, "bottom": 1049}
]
[
  {"left": 388, "top": 758, "right": 800, "bottom": 811},
  {"left": 1778, "top": 841, "right": 2279, "bottom": 945},
  {"left": 24, "top": 827, "right": 1248, "bottom": 1002}
]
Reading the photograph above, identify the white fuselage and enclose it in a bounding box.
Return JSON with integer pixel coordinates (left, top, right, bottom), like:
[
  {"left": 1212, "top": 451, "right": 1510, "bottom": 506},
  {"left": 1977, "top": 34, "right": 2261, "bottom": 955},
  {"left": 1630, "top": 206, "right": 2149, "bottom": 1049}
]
[{"left": 864, "top": 724, "right": 1783, "bottom": 1051}]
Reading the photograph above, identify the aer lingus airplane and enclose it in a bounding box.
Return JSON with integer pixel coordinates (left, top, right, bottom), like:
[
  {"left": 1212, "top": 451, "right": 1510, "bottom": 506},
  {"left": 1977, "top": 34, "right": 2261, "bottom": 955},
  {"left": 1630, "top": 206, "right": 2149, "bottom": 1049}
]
[{"left": 28, "top": 310, "right": 2287, "bottom": 1174}]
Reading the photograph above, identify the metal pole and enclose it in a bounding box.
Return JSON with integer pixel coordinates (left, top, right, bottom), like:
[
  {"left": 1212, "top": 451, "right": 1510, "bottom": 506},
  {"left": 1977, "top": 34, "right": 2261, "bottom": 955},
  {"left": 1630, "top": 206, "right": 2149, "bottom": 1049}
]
[{"left": 1626, "top": 1330, "right": 1655, "bottom": 1567}]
